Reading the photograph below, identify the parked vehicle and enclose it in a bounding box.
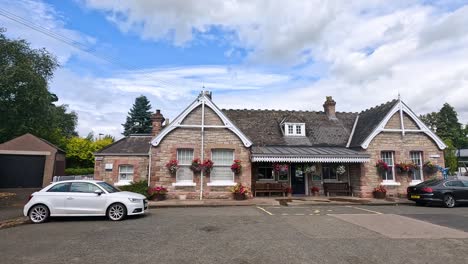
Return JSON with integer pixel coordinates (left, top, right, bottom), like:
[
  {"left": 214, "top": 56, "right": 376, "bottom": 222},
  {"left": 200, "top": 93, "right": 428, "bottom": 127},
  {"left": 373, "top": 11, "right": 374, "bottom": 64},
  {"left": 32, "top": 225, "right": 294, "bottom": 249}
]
[
  {"left": 407, "top": 179, "right": 468, "bottom": 208},
  {"left": 24, "top": 180, "right": 148, "bottom": 223}
]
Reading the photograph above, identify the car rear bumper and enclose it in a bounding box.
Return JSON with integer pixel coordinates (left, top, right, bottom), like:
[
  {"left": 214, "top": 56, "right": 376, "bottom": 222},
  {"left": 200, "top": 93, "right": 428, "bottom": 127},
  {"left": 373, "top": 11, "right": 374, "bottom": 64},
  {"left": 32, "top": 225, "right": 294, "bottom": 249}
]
[{"left": 407, "top": 193, "right": 442, "bottom": 203}]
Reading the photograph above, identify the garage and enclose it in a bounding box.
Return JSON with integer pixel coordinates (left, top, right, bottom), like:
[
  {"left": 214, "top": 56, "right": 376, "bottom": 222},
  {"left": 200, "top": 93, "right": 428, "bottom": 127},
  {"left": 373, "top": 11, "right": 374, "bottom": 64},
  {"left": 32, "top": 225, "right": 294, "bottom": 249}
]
[
  {"left": 0, "top": 154, "right": 46, "bottom": 188},
  {"left": 0, "top": 133, "right": 66, "bottom": 188}
]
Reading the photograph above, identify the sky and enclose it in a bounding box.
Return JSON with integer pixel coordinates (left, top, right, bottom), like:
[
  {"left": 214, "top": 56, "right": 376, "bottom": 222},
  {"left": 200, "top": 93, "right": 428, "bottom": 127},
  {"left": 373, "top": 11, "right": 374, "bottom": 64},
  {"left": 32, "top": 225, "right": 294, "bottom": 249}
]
[{"left": 1, "top": 0, "right": 468, "bottom": 139}]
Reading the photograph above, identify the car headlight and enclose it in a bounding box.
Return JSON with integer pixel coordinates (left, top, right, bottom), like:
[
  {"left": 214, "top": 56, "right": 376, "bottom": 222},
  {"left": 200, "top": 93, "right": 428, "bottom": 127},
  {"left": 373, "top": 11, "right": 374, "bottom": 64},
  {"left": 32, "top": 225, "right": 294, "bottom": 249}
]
[{"left": 128, "top": 198, "right": 141, "bottom": 203}]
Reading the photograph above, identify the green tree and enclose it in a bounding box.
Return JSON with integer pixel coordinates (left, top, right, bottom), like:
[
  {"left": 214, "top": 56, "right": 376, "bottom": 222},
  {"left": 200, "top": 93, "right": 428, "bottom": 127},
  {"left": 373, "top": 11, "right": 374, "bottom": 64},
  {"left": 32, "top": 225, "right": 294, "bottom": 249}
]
[
  {"left": 0, "top": 29, "right": 77, "bottom": 145},
  {"left": 65, "top": 135, "right": 114, "bottom": 168},
  {"left": 436, "top": 103, "right": 465, "bottom": 148},
  {"left": 122, "top": 95, "right": 152, "bottom": 136},
  {"left": 420, "top": 112, "right": 438, "bottom": 132},
  {"left": 444, "top": 139, "right": 458, "bottom": 174}
]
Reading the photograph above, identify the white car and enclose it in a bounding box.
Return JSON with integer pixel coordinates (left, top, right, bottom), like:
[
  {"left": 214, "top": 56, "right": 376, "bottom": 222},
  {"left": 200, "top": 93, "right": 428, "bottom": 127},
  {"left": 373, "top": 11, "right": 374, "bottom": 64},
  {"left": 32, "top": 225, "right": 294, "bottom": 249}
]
[{"left": 24, "top": 180, "right": 148, "bottom": 223}]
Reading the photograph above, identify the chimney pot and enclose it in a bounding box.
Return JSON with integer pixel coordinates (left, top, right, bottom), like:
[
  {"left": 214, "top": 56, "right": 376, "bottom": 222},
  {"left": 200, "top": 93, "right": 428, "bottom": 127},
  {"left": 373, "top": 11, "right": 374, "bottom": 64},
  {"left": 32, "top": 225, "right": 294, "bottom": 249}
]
[
  {"left": 323, "top": 96, "right": 337, "bottom": 120},
  {"left": 151, "top": 109, "right": 165, "bottom": 136}
]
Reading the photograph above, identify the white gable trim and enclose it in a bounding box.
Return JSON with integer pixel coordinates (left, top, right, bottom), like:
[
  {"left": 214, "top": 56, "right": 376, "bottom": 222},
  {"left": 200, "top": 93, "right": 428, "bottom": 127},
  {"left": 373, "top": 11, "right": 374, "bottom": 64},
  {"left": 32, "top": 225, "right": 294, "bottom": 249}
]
[
  {"left": 150, "top": 94, "right": 253, "bottom": 147},
  {"left": 361, "top": 100, "right": 446, "bottom": 150}
]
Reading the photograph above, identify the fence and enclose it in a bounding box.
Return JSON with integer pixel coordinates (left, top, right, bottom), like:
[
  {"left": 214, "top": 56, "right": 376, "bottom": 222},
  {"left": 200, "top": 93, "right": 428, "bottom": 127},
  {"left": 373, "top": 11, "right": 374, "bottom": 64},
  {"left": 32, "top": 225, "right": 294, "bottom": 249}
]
[{"left": 52, "top": 175, "right": 94, "bottom": 182}]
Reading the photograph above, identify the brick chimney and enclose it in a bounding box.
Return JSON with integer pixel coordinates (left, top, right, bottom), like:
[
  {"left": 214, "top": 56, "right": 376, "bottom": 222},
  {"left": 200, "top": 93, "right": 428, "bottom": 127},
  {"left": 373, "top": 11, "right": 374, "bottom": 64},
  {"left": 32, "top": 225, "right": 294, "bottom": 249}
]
[
  {"left": 151, "top": 109, "right": 165, "bottom": 136},
  {"left": 323, "top": 96, "right": 337, "bottom": 120}
]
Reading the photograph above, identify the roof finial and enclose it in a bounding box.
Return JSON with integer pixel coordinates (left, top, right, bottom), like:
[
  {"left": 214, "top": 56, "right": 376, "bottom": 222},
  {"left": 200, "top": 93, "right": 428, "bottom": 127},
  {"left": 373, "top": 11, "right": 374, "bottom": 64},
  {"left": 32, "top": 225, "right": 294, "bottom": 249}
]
[{"left": 398, "top": 91, "right": 401, "bottom": 101}]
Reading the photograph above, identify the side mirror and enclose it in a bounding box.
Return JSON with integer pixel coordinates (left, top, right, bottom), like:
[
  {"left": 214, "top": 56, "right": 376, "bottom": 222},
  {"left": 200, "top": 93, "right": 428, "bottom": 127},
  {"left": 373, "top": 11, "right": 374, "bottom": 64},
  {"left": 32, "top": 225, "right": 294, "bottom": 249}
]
[{"left": 94, "top": 189, "right": 103, "bottom": 196}]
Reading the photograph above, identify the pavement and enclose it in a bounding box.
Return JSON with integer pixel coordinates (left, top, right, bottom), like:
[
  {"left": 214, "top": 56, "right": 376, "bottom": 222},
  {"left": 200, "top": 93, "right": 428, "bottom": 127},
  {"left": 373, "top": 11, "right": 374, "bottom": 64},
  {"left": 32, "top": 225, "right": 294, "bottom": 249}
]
[
  {"left": 1, "top": 204, "right": 468, "bottom": 264},
  {"left": 0, "top": 188, "right": 38, "bottom": 221}
]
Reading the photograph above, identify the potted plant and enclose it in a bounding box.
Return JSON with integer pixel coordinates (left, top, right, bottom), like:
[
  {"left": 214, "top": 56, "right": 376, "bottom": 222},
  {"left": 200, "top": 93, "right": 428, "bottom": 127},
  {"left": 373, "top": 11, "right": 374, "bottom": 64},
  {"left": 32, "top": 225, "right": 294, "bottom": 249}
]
[
  {"left": 285, "top": 187, "right": 293, "bottom": 197},
  {"left": 229, "top": 183, "right": 249, "bottom": 200},
  {"left": 336, "top": 165, "right": 346, "bottom": 175},
  {"left": 231, "top": 159, "right": 242, "bottom": 174},
  {"left": 202, "top": 159, "right": 214, "bottom": 175},
  {"left": 165, "top": 160, "right": 179, "bottom": 175},
  {"left": 395, "top": 162, "right": 417, "bottom": 173},
  {"left": 310, "top": 186, "right": 320, "bottom": 196},
  {"left": 148, "top": 186, "right": 168, "bottom": 201},
  {"left": 373, "top": 185, "right": 387, "bottom": 199},
  {"left": 190, "top": 158, "right": 202, "bottom": 173}
]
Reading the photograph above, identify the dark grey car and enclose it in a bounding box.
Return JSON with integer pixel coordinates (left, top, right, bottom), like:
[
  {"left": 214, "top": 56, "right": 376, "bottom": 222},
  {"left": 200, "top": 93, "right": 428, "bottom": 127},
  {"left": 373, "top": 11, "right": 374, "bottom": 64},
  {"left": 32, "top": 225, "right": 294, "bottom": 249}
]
[{"left": 407, "top": 179, "right": 468, "bottom": 208}]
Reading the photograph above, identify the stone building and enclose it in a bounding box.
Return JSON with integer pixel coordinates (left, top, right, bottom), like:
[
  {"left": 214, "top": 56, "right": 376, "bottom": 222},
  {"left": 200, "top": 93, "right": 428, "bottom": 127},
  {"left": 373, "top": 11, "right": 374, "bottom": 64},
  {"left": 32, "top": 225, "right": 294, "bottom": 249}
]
[{"left": 94, "top": 92, "right": 446, "bottom": 198}]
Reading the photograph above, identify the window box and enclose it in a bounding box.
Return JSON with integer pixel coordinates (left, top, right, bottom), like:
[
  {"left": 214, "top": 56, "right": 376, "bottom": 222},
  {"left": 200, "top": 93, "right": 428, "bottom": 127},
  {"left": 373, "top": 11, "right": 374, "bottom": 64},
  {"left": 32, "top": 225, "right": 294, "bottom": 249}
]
[{"left": 207, "top": 181, "right": 237, "bottom": 187}]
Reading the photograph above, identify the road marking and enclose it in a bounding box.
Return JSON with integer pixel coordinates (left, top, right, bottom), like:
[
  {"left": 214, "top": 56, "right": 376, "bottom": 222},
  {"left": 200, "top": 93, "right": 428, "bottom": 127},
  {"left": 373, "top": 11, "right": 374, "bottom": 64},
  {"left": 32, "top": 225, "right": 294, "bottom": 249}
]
[
  {"left": 348, "top": 206, "right": 382, "bottom": 215},
  {"left": 313, "top": 209, "right": 320, "bottom": 214},
  {"left": 281, "top": 213, "right": 289, "bottom": 216},
  {"left": 256, "top": 206, "right": 274, "bottom": 215}
]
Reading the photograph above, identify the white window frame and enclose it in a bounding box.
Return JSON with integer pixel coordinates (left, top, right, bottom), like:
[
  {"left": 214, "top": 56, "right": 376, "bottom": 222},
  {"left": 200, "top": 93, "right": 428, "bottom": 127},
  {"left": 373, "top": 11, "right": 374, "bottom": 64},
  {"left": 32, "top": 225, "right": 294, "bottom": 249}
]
[
  {"left": 208, "top": 149, "right": 236, "bottom": 186},
  {"left": 284, "top": 123, "right": 305, "bottom": 136},
  {"left": 380, "top": 151, "right": 400, "bottom": 186},
  {"left": 173, "top": 149, "right": 196, "bottom": 186},
  {"left": 409, "top": 151, "right": 424, "bottom": 185},
  {"left": 116, "top": 165, "right": 134, "bottom": 186}
]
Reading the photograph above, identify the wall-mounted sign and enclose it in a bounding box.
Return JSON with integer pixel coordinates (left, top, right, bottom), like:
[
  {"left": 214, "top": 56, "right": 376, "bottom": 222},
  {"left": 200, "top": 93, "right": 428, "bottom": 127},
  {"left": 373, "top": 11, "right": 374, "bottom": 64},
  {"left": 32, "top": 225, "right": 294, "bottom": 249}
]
[
  {"left": 105, "top": 163, "right": 113, "bottom": 171},
  {"left": 95, "top": 157, "right": 103, "bottom": 161},
  {"left": 429, "top": 154, "right": 441, "bottom": 158}
]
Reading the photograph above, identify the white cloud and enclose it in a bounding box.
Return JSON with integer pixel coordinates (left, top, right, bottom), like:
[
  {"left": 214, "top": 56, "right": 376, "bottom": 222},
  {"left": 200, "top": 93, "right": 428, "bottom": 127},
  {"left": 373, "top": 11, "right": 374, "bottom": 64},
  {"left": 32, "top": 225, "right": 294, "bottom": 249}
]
[{"left": 4, "top": 0, "right": 468, "bottom": 140}]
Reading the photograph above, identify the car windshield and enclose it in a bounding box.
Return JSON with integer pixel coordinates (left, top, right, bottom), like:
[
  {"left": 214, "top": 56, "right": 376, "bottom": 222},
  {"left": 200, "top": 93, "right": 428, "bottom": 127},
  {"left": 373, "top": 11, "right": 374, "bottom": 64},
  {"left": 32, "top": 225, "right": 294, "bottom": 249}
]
[
  {"left": 417, "top": 179, "right": 443, "bottom": 187},
  {"left": 97, "top": 182, "right": 121, "bottom": 193}
]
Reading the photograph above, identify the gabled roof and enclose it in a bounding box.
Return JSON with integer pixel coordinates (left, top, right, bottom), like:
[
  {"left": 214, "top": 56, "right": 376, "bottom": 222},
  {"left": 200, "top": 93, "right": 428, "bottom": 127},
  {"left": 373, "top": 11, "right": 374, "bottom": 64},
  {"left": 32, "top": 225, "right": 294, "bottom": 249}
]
[
  {"left": 95, "top": 134, "right": 152, "bottom": 155},
  {"left": 349, "top": 100, "right": 398, "bottom": 147},
  {"left": 0, "top": 133, "right": 65, "bottom": 153},
  {"left": 150, "top": 92, "right": 253, "bottom": 147},
  {"left": 222, "top": 109, "right": 357, "bottom": 147}
]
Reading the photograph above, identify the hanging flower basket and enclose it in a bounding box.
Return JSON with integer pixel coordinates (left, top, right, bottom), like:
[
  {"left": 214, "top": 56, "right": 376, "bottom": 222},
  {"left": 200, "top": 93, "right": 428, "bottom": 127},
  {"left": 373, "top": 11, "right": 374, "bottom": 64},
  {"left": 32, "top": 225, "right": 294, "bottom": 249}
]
[
  {"left": 273, "top": 163, "right": 289, "bottom": 173},
  {"left": 165, "top": 160, "right": 179, "bottom": 175},
  {"left": 231, "top": 159, "right": 242, "bottom": 174},
  {"left": 423, "top": 161, "right": 438, "bottom": 174},
  {"left": 202, "top": 159, "right": 214, "bottom": 175},
  {"left": 336, "top": 165, "right": 346, "bottom": 175},
  {"left": 375, "top": 160, "right": 389, "bottom": 173},
  {"left": 304, "top": 164, "right": 316, "bottom": 174},
  {"left": 190, "top": 158, "right": 202, "bottom": 173},
  {"left": 395, "top": 162, "right": 417, "bottom": 173}
]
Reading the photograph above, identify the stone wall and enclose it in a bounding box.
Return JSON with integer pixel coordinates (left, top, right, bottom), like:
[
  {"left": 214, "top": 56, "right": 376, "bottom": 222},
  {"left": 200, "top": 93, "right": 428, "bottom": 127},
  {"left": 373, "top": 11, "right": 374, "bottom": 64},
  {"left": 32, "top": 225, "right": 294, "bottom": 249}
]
[
  {"left": 94, "top": 155, "right": 149, "bottom": 184},
  {"left": 150, "top": 105, "right": 251, "bottom": 199},
  {"left": 357, "top": 132, "right": 444, "bottom": 198}
]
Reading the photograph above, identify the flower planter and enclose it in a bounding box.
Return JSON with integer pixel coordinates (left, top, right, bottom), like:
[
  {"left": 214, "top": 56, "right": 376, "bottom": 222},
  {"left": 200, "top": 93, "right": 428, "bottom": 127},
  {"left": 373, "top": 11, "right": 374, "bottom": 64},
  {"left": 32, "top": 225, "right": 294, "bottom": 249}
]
[
  {"left": 373, "top": 191, "right": 386, "bottom": 199},
  {"left": 312, "top": 192, "right": 319, "bottom": 197},
  {"left": 153, "top": 194, "right": 167, "bottom": 201},
  {"left": 233, "top": 193, "right": 247, "bottom": 200}
]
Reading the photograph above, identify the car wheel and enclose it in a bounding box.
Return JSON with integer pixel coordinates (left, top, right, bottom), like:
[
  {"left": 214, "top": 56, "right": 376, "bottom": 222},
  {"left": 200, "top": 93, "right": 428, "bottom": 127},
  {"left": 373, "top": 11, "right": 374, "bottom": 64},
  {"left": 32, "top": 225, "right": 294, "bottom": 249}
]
[
  {"left": 29, "top": 204, "right": 50, "bottom": 224},
  {"left": 107, "top": 203, "right": 127, "bottom": 221},
  {"left": 443, "top": 194, "right": 456, "bottom": 208}
]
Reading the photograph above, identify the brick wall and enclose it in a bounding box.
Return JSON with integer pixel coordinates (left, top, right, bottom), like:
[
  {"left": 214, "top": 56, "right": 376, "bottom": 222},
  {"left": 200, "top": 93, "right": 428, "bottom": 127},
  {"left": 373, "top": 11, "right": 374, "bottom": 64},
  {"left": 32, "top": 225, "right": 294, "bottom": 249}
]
[
  {"left": 357, "top": 132, "right": 444, "bottom": 198},
  {"left": 150, "top": 106, "right": 251, "bottom": 199},
  {"left": 94, "top": 156, "right": 149, "bottom": 184}
]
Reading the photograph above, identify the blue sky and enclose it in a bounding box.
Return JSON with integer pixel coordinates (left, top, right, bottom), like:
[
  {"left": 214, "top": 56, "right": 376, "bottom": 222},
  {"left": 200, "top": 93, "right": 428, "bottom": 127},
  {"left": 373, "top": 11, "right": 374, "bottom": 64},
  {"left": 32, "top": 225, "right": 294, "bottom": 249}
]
[{"left": 1, "top": 0, "right": 468, "bottom": 138}]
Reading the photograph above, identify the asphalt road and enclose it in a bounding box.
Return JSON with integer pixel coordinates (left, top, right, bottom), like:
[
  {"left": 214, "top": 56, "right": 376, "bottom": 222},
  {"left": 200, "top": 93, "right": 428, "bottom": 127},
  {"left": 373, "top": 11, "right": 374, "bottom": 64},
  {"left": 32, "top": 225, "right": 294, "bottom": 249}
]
[{"left": 1, "top": 205, "right": 468, "bottom": 264}]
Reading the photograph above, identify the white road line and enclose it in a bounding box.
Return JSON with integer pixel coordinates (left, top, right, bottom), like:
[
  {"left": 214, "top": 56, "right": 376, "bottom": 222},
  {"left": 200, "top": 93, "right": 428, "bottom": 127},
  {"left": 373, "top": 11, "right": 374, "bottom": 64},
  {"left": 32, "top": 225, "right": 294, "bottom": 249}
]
[
  {"left": 281, "top": 213, "right": 289, "bottom": 216},
  {"left": 256, "top": 206, "right": 274, "bottom": 215},
  {"left": 349, "top": 206, "right": 383, "bottom": 215}
]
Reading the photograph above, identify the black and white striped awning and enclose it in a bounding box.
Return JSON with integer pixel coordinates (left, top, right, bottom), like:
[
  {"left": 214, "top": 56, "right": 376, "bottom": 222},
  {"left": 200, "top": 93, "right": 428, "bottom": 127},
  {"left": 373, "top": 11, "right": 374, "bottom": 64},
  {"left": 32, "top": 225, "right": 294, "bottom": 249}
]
[{"left": 251, "top": 146, "right": 370, "bottom": 163}]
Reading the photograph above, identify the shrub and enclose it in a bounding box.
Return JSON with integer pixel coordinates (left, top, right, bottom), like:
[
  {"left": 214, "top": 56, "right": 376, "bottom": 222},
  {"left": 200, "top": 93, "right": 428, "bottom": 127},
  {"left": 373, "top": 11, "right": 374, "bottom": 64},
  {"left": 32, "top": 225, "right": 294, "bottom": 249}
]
[
  {"left": 119, "top": 180, "right": 151, "bottom": 198},
  {"left": 64, "top": 167, "right": 94, "bottom": 175}
]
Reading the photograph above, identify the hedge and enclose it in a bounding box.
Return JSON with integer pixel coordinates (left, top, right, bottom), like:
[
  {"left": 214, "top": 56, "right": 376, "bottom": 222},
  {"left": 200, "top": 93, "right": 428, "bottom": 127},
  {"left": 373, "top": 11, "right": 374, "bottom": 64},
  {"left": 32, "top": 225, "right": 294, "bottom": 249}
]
[{"left": 64, "top": 167, "right": 94, "bottom": 175}]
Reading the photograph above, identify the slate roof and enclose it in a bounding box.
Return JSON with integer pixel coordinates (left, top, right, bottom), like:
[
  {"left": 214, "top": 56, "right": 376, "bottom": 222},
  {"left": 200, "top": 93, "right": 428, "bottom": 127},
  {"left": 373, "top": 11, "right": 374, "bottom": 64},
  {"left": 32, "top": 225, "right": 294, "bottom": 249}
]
[
  {"left": 349, "top": 100, "right": 399, "bottom": 148},
  {"left": 222, "top": 109, "right": 358, "bottom": 147},
  {"left": 95, "top": 134, "right": 152, "bottom": 155},
  {"left": 252, "top": 146, "right": 368, "bottom": 157}
]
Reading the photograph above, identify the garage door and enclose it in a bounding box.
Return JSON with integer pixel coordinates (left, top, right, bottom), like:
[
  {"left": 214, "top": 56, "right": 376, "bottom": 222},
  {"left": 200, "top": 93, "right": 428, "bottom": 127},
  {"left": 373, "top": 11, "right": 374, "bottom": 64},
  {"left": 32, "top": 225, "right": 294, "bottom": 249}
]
[{"left": 0, "top": 155, "right": 45, "bottom": 188}]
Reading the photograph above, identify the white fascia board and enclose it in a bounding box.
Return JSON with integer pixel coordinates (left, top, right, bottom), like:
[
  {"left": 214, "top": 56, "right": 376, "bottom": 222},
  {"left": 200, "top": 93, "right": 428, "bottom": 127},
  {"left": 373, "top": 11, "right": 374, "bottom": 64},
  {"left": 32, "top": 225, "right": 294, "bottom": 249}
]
[
  {"left": 251, "top": 155, "right": 370, "bottom": 163},
  {"left": 150, "top": 94, "right": 253, "bottom": 147},
  {"left": 360, "top": 100, "right": 447, "bottom": 150}
]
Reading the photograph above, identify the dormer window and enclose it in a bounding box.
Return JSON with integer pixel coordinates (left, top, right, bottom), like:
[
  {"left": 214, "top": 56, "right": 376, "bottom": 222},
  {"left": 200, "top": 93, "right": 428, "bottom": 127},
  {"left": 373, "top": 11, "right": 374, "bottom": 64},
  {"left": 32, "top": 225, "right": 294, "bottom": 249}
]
[{"left": 285, "top": 123, "right": 305, "bottom": 136}]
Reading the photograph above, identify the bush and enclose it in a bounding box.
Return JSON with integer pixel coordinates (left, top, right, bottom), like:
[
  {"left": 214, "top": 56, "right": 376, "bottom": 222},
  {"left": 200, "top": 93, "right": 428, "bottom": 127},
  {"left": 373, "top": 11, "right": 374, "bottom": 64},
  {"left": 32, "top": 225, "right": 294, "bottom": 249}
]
[
  {"left": 64, "top": 167, "right": 94, "bottom": 175},
  {"left": 119, "top": 180, "right": 150, "bottom": 198}
]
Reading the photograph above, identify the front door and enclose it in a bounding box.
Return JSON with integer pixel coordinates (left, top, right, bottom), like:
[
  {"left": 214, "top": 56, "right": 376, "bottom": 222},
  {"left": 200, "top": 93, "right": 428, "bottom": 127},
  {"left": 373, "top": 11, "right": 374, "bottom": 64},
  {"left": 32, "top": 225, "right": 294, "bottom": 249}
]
[{"left": 291, "top": 165, "right": 305, "bottom": 195}]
